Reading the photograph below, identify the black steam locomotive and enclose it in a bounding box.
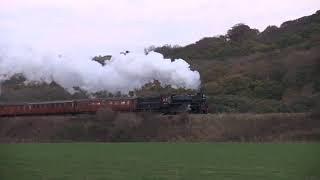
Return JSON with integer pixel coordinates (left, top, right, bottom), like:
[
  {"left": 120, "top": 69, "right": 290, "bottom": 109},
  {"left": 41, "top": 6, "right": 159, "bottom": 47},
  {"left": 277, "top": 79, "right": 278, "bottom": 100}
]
[{"left": 137, "top": 93, "right": 208, "bottom": 114}]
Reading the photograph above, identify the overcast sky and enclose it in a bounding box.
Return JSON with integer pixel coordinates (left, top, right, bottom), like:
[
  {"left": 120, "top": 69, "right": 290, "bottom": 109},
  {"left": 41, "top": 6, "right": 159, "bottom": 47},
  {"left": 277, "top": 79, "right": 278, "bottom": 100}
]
[{"left": 0, "top": 0, "right": 319, "bottom": 57}]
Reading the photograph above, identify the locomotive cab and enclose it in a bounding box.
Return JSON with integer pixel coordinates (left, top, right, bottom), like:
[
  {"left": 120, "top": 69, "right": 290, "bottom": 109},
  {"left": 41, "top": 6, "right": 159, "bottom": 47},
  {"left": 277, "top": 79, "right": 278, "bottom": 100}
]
[{"left": 162, "top": 93, "right": 208, "bottom": 114}]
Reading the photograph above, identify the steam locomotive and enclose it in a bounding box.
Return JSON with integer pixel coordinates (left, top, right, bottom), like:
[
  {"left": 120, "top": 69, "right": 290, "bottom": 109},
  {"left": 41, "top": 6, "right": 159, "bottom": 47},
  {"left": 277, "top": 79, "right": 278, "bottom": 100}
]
[{"left": 0, "top": 93, "right": 208, "bottom": 117}]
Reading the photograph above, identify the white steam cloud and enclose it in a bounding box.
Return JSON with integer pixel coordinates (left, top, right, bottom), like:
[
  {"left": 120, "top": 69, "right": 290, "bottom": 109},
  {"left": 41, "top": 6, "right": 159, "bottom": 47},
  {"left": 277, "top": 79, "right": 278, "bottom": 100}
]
[{"left": 0, "top": 46, "right": 200, "bottom": 94}]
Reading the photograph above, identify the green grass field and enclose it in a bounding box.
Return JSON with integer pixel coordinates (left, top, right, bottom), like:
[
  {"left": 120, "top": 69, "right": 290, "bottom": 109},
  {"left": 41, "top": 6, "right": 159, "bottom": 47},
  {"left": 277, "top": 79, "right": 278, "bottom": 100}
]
[{"left": 0, "top": 143, "right": 319, "bottom": 180}]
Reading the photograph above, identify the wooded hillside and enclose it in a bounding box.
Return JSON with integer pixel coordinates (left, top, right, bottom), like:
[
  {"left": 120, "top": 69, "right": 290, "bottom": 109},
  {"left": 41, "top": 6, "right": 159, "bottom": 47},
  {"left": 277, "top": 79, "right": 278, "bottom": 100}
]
[
  {"left": 1, "top": 10, "right": 320, "bottom": 113},
  {"left": 151, "top": 10, "right": 320, "bottom": 113}
]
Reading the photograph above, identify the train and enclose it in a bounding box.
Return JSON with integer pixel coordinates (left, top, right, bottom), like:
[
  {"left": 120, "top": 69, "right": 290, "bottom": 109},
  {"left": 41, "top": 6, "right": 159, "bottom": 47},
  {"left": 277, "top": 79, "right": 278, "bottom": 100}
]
[{"left": 0, "top": 93, "right": 208, "bottom": 117}]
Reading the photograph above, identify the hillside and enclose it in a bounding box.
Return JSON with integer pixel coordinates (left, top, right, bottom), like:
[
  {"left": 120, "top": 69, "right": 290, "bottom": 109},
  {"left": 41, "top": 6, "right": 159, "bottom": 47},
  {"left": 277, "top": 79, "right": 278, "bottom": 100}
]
[
  {"left": 152, "top": 10, "right": 320, "bottom": 113},
  {"left": 153, "top": 10, "right": 320, "bottom": 60},
  {"left": 1, "top": 10, "right": 320, "bottom": 113}
]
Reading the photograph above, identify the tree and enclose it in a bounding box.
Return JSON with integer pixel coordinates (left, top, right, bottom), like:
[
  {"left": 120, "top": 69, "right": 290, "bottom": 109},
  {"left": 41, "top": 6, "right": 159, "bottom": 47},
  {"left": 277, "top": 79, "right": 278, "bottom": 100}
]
[{"left": 227, "top": 24, "right": 259, "bottom": 43}]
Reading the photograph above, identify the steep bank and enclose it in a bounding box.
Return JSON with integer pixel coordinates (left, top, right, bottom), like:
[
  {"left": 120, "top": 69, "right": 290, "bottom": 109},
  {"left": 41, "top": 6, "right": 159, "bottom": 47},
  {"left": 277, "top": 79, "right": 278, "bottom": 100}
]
[{"left": 1, "top": 113, "right": 319, "bottom": 143}]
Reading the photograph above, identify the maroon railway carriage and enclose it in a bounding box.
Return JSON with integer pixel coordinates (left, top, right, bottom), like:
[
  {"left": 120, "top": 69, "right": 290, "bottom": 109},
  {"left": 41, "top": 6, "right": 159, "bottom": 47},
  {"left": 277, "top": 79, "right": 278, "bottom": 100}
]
[
  {"left": 0, "top": 98, "right": 136, "bottom": 117},
  {"left": 0, "top": 100, "right": 75, "bottom": 116},
  {"left": 0, "top": 93, "right": 208, "bottom": 116},
  {"left": 74, "top": 98, "right": 136, "bottom": 114}
]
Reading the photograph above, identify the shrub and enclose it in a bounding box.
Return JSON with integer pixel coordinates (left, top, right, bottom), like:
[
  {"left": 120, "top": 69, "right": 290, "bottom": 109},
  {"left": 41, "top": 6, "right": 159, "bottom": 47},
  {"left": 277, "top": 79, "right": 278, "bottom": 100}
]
[
  {"left": 288, "top": 96, "right": 317, "bottom": 112},
  {"left": 220, "top": 75, "right": 252, "bottom": 95},
  {"left": 251, "top": 80, "right": 285, "bottom": 100},
  {"left": 252, "top": 99, "right": 288, "bottom": 113},
  {"left": 95, "top": 107, "right": 117, "bottom": 122},
  {"left": 313, "top": 79, "right": 320, "bottom": 92},
  {"left": 62, "top": 122, "right": 86, "bottom": 140},
  {"left": 310, "top": 105, "right": 320, "bottom": 119},
  {"left": 110, "top": 113, "right": 142, "bottom": 141},
  {"left": 208, "top": 95, "right": 252, "bottom": 113}
]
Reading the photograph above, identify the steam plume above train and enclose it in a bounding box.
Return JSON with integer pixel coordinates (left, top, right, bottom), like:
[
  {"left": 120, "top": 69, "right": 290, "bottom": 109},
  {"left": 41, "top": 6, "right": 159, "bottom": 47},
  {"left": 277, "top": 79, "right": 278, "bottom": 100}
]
[{"left": 0, "top": 46, "right": 200, "bottom": 94}]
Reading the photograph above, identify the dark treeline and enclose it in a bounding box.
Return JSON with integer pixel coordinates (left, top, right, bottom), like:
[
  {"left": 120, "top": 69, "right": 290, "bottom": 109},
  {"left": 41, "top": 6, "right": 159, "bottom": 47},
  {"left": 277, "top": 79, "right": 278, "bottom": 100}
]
[
  {"left": 152, "top": 10, "right": 320, "bottom": 60},
  {"left": 148, "top": 10, "right": 320, "bottom": 113}
]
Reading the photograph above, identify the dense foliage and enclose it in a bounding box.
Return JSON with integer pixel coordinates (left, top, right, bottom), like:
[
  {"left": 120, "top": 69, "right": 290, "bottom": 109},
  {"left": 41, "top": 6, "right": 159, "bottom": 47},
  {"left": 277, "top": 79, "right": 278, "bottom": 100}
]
[
  {"left": 153, "top": 10, "right": 320, "bottom": 60},
  {"left": 153, "top": 10, "right": 320, "bottom": 113}
]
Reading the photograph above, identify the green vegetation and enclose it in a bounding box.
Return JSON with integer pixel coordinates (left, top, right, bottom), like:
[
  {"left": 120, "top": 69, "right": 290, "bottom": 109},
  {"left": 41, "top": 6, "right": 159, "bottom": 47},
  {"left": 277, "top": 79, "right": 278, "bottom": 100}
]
[
  {"left": 0, "top": 143, "right": 319, "bottom": 180},
  {"left": 152, "top": 10, "right": 320, "bottom": 113},
  {"left": 1, "top": 11, "right": 320, "bottom": 113},
  {"left": 154, "top": 11, "right": 320, "bottom": 60}
]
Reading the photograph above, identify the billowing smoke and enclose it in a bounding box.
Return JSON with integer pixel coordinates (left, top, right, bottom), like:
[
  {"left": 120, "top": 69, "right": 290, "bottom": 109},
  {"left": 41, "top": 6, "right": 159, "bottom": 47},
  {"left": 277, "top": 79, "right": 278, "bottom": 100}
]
[{"left": 0, "top": 46, "right": 200, "bottom": 94}]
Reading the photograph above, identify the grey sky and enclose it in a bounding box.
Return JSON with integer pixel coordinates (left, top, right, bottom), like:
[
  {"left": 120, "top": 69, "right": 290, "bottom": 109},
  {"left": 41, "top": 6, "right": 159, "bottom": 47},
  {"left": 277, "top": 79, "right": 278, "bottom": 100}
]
[{"left": 1, "top": 0, "right": 319, "bottom": 56}]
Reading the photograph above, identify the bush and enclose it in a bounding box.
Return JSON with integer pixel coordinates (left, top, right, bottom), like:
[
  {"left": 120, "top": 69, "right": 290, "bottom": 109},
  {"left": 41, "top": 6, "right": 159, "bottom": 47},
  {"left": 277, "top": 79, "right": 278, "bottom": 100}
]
[
  {"left": 95, "top": 107, "right": 117, "bottom": 122},
  {"left": 310, "top": 105, "right": 320, "bottom": 119},
  {"left": 252, "top": 99, "right": 288, "bottom": 113},
  {"left": 62, "top": 122, "right": 86, "bottom": 140},
  {"left": 208, "top": 95, "right": 252, "bottom": 113},
  {"left": 110, "top": 113, "right": 142, "bottom": 141},
  {"left": 252, "top": 80, "right": 285, "bottom": 100},
  {"left": 220, "top": 75, "right": 252, "bottom": 95},
  {"left": 288, "top": 96, "right": 317, "bottom": 112},
  {"left": 313, "top": 79, "right": 320, "bottom": 92}
]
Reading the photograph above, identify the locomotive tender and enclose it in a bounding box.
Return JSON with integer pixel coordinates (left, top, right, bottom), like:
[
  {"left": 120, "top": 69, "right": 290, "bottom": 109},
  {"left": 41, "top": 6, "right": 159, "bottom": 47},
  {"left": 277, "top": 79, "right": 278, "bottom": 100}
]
[{"left": 0, "top": 93, "right": 208, "bottom": 117}]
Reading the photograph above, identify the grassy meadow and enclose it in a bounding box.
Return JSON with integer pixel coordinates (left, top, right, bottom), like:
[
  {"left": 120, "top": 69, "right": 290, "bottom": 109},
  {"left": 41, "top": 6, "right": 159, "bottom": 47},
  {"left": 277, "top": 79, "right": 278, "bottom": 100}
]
[{"left": 0, "top": 143, "right": 319, "bottom": 180}]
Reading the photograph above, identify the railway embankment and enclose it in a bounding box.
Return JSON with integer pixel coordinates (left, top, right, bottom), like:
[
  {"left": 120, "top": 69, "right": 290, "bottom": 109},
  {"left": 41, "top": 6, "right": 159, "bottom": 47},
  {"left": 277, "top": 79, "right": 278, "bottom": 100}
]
[{"left": 0, "top": 112, "right": 319, "bottom": 143}]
